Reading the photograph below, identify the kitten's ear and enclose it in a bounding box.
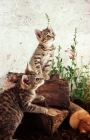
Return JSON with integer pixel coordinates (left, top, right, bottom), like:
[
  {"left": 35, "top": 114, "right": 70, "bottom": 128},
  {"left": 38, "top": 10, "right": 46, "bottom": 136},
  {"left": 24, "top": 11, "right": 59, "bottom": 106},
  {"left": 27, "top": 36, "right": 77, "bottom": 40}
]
[
  {"left": 21, "top": 75, "right": 30, "bottom": 89},
  {"left": 25, "top": 62, "right": 32, "bottom": 74},
  {"left": 47, "top": 24, "right": 52, "bottom": 30},
  {"left": 35, "top": 29, "right": 42, "bottom": 38},
  {"left": 25, "top": 63, "right": 30, "bottom": 74}
]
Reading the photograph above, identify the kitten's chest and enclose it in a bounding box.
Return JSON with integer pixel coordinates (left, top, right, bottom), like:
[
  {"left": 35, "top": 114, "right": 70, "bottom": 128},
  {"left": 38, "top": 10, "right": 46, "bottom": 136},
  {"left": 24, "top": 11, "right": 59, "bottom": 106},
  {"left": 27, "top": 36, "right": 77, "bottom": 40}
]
[{"left": 41, "top": 51, "right": 53, "bottom": 66}]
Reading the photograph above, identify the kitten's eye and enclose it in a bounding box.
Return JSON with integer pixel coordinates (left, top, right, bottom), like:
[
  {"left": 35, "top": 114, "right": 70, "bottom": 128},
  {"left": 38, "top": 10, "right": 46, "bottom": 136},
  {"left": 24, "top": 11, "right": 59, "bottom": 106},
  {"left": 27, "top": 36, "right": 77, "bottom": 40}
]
[
  {"left": 46, "top": 35, "right": 50, "bottom": 38},
  {"left": 51, "top": 32, "right": 54, "bottom": 35},
  {"left": 36, "top": 78, "right": 39, "bottom": 81}
]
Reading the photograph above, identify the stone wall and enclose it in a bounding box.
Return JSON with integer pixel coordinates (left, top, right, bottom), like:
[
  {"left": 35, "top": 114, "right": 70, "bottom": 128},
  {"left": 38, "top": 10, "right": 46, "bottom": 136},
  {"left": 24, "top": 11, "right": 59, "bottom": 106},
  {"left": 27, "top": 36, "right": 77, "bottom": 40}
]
[{"left": 0, "top": 0, "right": 90, "bottom": 87}]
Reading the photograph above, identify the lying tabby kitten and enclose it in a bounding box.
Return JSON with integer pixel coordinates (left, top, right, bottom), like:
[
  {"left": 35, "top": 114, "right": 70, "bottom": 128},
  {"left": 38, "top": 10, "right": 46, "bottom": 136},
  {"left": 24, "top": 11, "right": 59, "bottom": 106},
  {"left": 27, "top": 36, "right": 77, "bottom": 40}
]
[
  {"left": 29, "top": 25, "right": 55, "bottom": 80},
  {"left": 0, "top": 71, "right": 48, "bottom": 140}
]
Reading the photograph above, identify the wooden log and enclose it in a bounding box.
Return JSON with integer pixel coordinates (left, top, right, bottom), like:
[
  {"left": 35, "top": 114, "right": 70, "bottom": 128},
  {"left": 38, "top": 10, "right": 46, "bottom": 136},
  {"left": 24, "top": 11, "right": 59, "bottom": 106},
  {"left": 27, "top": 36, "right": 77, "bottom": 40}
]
[
  {"left": 15, "top": 107, "right": 69, "bottom": 135},
  {"left": 69, "top": 101, "right": 90, "bottom": 133},
  {"left": 43, "top": 108, "right": 69, "bottom": 134},
  {"left": 69, "top": 101, "right": 83, "bottom": 114},
  {"left": 39, "top": 108, "right": 69, "bottom": 134}
]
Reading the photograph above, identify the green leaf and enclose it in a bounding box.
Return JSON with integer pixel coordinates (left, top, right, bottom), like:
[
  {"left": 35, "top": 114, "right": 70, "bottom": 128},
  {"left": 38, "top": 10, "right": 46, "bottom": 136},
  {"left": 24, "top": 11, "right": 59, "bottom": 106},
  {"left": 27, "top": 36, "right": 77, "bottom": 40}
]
[
  {"left": 73, "top": 77, "right": 77, "bottom": 83},
  {"left": 77, "top": 82, "right": 83, "bottom": 88}
]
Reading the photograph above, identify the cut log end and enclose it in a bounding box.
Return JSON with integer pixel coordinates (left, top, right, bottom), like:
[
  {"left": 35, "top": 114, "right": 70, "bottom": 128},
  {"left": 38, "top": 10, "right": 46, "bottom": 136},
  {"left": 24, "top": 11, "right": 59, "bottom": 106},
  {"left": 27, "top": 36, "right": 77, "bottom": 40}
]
[
  {"left": 37, "top": 107, "right": 69, "bottom": 134},
  {"left": 69, "top": 102, "right": 90, "bottom": 133},
  {"left": 79, "top": 116, "right": 90, "bottom": 133}
]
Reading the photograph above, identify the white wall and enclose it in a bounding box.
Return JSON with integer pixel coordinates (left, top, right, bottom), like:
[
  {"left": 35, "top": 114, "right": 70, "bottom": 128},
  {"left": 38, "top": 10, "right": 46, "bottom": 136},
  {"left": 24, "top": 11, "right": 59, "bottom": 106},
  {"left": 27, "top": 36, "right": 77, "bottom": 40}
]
[{"left": 0, "top": 0, "right": 90, "bottom": 87}]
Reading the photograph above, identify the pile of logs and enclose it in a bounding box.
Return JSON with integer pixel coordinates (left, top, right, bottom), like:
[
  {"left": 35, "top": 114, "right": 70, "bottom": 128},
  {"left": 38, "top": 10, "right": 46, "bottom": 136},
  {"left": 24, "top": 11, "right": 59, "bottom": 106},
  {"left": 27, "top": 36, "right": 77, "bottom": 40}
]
[
  {"left": 22, "top": 74, "right": 90, "bottom": 134},
  {"left": 4, "top": 73, "right": 90, "bottom": 134}
]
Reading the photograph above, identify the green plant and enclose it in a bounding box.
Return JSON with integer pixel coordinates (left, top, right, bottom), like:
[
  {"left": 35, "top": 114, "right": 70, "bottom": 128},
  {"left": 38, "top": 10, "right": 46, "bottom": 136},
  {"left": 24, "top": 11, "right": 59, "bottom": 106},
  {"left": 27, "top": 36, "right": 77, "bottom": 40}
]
[
  {"left": 50, "top": 46, "right": 65, "bottom": 78},
  {"left": 50, "top": 28, "right": 90, "bottom": 103},
  {"left": 45, "top": 13, "right": 50, "bottom": 25}
]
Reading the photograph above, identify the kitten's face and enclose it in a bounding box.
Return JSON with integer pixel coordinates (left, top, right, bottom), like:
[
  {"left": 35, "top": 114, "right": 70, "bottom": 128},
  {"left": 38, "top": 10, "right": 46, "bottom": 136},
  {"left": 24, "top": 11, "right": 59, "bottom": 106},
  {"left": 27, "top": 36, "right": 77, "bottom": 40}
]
[
  {"left": 3, "top": 64, "right": 44, "bottom": 91},
  {"left": 35, "top": 26, "right": 55, "bottom": 45},
  {"left": 21, "top": 72, "right": 44, "bottom": 90}
]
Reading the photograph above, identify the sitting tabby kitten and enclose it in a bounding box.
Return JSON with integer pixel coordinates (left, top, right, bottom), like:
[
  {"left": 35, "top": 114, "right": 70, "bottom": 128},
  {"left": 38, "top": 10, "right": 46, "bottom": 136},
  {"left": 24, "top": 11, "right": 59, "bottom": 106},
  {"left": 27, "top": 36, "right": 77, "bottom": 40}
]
[
  {"left": 0, "top": 71, "right": 48, "bottom": 140},
  {"left": 29, "top": 25, "right": 55, "bottom": 80}
]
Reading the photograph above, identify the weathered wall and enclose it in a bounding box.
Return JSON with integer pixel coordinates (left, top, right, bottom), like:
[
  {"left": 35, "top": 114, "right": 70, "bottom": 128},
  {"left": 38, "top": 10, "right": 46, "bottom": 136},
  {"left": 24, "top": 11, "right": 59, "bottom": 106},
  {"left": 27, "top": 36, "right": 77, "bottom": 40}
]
[{"left": 0, "top": 0, "right": 90, "bottom": 87}]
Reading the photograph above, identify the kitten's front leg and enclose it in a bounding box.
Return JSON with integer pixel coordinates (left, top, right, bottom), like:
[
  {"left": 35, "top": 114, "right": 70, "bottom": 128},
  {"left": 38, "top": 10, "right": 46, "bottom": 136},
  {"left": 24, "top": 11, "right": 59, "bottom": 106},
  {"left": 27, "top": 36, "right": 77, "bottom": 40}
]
[
  {"left": 24, "top": 103, "right": 48, "bottom": 114},
  {"left": 36, "top": 94, "right": 45, "bottom": 101},
  {"left": 31, "top": 91, "right": 45, "bottom": 101},
  {"left": 43, "top": 60, "right": 53, "bottom": 80},
  {"left": 43, "top": 73, "right": 50, "bottom": 80},
  {"left": 43, "top": 70, "right": 50, "bottom": 80},
  {"left": 33, "top": 55, "right": 43, "bottom": 76}
]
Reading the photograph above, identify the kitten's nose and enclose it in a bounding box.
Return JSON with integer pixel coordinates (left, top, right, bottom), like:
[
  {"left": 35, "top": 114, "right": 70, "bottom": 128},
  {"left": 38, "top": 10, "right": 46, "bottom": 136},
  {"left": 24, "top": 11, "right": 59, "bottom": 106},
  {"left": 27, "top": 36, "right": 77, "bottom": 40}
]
[
  {"left": 52, "top": 36, "right": 55, "bottom": 40},
  {"left": 40, "top": 78, "right": 45, "bottom": 80}
]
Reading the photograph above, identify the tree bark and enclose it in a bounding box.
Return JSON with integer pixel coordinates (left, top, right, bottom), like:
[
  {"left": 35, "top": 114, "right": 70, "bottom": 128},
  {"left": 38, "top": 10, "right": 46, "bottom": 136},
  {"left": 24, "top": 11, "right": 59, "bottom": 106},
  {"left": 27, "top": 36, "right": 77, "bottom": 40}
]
[{"left": 34, "top": 74, "right": 70, "bottom": 109}]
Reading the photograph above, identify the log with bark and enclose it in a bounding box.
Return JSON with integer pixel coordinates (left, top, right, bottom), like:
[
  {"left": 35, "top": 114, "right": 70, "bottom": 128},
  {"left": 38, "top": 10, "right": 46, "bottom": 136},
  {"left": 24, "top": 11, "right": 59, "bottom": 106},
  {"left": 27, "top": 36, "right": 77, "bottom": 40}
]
[
  {"left": 19, "top": 108, "right": 69, "bottom": 135},
  {"left": 34, "top": 74, "right": 70, "bottom": 109}
]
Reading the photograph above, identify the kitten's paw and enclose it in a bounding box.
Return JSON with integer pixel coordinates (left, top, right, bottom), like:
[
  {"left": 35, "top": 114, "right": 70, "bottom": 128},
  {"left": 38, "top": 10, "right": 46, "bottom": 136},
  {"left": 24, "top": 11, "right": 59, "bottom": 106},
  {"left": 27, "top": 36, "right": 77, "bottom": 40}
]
[
  {"left": 39, "top": 95, "right": 45, "bottom": 101},
  {"left": 45, "top": 75, "right": 50, "bottom": 80},
  {"left": 36, "top": 95, "right": 45, "bottom": 101},
  {"left": 41, "top": 108, "right": 48, "bottom": 114},
  {"left": 44, "top": 108, "right": 48, "bottom": 113}
]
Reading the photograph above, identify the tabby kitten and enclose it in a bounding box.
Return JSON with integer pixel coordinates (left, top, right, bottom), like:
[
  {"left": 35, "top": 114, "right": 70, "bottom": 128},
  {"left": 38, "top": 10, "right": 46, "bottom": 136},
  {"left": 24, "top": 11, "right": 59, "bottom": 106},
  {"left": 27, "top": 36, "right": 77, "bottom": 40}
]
[
  {"left": 29, "top": 25, "right": 55, "bottom": 80},
  {"left": 0, "top": 71, "right": 48, "bottom": 140}
]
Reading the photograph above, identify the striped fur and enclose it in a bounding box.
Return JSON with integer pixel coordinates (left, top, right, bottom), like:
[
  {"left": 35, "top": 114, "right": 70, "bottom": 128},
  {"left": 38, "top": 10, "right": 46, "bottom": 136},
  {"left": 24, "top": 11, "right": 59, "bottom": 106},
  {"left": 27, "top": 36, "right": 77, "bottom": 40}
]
[
  {"left": 29, "top": 26, "right": 55, "bottom": 80},
  {"left": 0, "top": 72, "right": 48, "bottom": 140}
]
